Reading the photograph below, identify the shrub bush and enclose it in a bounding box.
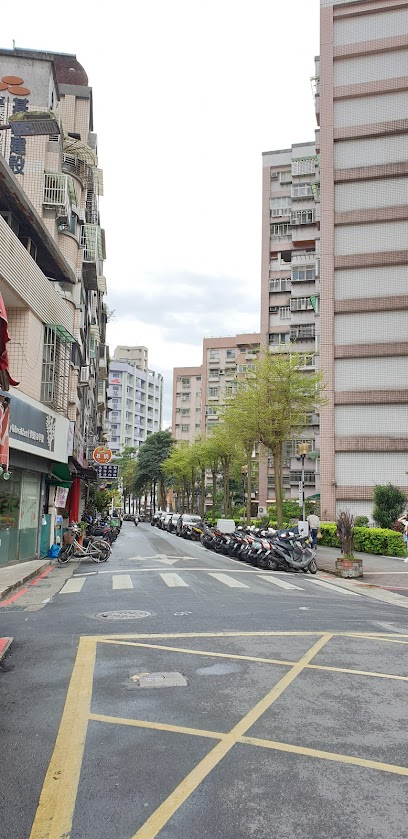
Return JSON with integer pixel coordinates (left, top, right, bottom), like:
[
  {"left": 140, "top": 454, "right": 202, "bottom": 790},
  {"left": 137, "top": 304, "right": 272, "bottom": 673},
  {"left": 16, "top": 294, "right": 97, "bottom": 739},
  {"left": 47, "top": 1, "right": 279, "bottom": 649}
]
[
  {"left": 319, "top": 523, "right": 406, "bottom": 557},
  {"left": 354, "top": 515, "right": 369, "bottom": 527}
]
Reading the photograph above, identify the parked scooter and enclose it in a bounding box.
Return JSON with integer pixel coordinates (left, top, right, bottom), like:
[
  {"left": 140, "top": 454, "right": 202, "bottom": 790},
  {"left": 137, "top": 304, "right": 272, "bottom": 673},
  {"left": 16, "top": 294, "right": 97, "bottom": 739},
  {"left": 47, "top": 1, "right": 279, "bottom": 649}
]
[{"left": 264, "top": 530, "right": 317, "bottom": 574}]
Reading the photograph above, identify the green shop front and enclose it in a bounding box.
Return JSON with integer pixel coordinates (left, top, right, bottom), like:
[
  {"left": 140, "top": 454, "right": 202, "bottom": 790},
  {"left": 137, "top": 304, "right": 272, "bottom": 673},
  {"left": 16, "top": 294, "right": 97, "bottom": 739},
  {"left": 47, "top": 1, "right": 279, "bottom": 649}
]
[{"left": 0, "top": 389, "right": 69, "bottom": 566}]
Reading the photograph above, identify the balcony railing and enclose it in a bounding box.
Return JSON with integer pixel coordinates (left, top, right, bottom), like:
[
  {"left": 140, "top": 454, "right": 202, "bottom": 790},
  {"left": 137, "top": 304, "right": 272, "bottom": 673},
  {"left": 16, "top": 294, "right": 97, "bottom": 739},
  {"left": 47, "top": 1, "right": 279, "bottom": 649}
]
[
  {"left": 62, "top": 153, "right": 87, "bottom": 186},
  {"left": 291, "top": 252, "right": 316, "bottom": 265},
  {"left": 81, "top": 224, "right": 104, "bottom": 263},
  {"left": 43, "top": 173, "right": 71, "bottom": 219}
]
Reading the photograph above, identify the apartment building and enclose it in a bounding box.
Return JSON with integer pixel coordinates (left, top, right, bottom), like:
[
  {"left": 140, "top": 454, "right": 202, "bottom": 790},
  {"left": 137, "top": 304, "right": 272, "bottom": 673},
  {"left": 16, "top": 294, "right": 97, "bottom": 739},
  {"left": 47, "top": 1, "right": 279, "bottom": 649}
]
[
  {"left": 259, "top": 143, "right": 320, "bottom": 507},
  {"left": 172, "top": 366, "right": 203, "bottom": 443},
  {"left": 108, "top": 347, "right": 163, "bottom": 452},
  {"left": 318, "top": 0, "right": 408, "bottom": 520},
  {"left": 0, "top": 47, "right": 108, "bottom": 562}
]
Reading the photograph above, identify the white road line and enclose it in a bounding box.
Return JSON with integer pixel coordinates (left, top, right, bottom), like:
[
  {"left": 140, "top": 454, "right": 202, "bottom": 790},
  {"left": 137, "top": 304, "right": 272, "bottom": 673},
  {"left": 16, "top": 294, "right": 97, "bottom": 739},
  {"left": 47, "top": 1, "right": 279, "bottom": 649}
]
[
  {"left": 305, "top": 578, "right": 361, "bottom": 597},
  {"left": 59, "top": 578, "right": 86, "bottom": 594},
  {"left": 257, "top": 575, "right": 304, "bottom": 591},
  {"left": 208, "top": 572, "right": 249, "bottom": 588},
  {"left": 112, "top": 575, "right": 133, "bottom": 590},
  {"left": 159, "top": 573, "right": 189, "bottom": 587}
]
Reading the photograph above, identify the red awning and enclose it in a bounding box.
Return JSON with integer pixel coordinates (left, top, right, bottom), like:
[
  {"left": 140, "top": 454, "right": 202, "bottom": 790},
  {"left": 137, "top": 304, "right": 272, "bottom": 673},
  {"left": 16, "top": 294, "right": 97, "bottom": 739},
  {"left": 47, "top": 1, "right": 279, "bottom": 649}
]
[{"left": 0, "top": 292, "right": 19, "bottom": 390}]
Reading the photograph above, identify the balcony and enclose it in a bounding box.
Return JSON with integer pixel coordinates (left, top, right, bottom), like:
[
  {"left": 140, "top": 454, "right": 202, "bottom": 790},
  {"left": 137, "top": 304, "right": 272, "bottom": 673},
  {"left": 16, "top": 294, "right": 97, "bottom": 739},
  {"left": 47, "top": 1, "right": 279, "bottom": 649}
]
[
  {"left": 290, "top": 325, "right": 315, "bottom": 342},
  {"left": 81, "top": 224, "right": 106, "bottom": 290},
  {"left": 62, "top": 153, "right": 87, "bottom": 187},
  {"left": 43, "top": 173, "right": 71, "bottom": 220},
  {"left": 290, "top": 210, "right": 316, "bottom": 226},
  {"left": 291, "top": 252, "right": 315, "bottom": 265}
]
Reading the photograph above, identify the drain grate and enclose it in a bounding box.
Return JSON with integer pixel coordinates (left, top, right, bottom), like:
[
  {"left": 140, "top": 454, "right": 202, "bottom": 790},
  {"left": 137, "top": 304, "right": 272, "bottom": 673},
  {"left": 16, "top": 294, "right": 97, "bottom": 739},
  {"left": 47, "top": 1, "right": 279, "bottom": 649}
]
[{"left": 96, "top": 610, "right": 151, "bottom": 620}]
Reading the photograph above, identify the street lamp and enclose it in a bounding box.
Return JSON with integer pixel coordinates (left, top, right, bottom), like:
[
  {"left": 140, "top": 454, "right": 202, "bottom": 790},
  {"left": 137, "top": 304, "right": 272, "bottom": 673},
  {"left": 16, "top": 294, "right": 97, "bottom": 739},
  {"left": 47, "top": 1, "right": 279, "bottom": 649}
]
[
  {"left": 297, "top": 442, "right": 311, "bottom": 523},
  {"left": 0, "top": 112, "right": 60, "bottom": 136}
]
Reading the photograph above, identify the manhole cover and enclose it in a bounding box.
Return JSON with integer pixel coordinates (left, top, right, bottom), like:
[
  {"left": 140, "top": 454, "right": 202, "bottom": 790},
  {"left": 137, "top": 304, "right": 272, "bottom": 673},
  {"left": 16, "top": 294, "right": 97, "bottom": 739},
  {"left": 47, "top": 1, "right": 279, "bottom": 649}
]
[
  {"left": 129, "top": 671, "right": 187, "bottom": 688},
  {"left": 96, "top": 610, "right": 151, "bottom": 620}
]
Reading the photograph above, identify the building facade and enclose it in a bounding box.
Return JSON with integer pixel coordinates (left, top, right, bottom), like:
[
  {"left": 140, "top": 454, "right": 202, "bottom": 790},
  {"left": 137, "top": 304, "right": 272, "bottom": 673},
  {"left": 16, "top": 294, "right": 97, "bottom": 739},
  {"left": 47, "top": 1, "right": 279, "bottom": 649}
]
[
  {"left": 0, "top": 47, "right": 108, "bottom": 563},
  {"left": 172, "top": 366, "right": 203, "bottom": 443},
  {"left": 108, "top": 347, "right": 163, "bottom": 453},
  {"left": 259, "top": 143, "right": 320, "bottom": 508},
  {"left": 318, "top": 0, "right": 408, "bottom": 520}
]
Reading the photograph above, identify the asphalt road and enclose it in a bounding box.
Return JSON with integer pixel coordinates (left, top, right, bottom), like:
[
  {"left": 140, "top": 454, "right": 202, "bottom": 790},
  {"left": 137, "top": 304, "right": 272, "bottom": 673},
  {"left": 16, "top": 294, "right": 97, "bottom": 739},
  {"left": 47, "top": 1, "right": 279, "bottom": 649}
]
[{"left": 1, "top": 522, "right": 408, "bottom": 839}]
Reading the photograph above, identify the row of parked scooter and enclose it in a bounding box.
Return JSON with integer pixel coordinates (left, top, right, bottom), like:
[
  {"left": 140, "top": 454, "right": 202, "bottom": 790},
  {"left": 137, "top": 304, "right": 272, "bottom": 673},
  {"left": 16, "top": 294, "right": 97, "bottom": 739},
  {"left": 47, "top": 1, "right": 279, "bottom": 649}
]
[
  {"left": 201, "top": 524, "right": 317, "bottom": 574},
  {"left": 151, "top": 512, "right": 317, "bottom": 574}
]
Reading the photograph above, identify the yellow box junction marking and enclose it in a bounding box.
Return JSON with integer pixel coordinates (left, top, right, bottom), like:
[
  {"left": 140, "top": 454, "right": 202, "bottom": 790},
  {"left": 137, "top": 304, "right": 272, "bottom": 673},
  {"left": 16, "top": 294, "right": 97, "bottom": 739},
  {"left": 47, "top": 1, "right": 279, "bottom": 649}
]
[
  {"left": 29, "top": 636, "right": 96, "bottom": 839},
  {"left": 28, "top": 630, "right": 408, "bottom": 839}
]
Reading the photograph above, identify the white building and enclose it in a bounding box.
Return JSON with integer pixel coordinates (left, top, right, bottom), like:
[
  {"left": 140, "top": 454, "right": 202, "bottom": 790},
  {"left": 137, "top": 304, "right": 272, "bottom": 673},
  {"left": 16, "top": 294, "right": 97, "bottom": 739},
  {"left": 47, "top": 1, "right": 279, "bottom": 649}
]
[{"left": 108, "top": 346, "right": 163, "bottom": 452}]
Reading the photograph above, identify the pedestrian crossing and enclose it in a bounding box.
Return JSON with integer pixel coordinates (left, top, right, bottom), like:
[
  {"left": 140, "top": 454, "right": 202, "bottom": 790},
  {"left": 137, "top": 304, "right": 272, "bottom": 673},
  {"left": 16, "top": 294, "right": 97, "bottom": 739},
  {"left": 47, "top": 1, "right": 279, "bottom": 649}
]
[{"left": 58, "top": 570, "right": 361, "bottom": 598}]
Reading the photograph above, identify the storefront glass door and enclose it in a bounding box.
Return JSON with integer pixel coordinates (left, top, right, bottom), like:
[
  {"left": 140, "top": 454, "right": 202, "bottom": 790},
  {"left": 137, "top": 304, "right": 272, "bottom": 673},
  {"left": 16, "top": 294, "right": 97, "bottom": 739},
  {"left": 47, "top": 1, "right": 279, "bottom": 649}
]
[
  {"left": 0, "top": 472, "right": 21, "bottom": 566},
  {"left": 18, "top": 473, "right": 41, "bottom": 561}
]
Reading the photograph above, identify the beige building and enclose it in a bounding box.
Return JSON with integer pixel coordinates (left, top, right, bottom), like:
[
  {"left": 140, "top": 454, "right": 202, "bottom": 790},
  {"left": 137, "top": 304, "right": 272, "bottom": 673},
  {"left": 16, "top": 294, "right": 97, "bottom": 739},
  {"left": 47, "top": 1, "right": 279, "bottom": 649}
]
[
  {"left": 259, "top": 143, "right": 320, "bottom": 507},
  {"left": 318, "top": 0, "right": 408, "bottom": 520},
  {"left": 172, "top": 334, "right": 260, "bottom": 442},
  {"left": 0, "top": 47, "right": 108, "bottom": 563},
  {"left": 108, "top": 346, "right": 163, "bottom": 452}
]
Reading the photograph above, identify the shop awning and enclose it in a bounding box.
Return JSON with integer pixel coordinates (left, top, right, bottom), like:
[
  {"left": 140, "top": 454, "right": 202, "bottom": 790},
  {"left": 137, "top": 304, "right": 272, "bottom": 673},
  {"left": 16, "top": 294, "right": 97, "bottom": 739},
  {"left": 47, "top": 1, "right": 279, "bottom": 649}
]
[
  {"left": 47, "top": 461, "right": 73, "bottom": 488},
  {"left": 68, "top": 456, "right": 97, "bottom": 481}
]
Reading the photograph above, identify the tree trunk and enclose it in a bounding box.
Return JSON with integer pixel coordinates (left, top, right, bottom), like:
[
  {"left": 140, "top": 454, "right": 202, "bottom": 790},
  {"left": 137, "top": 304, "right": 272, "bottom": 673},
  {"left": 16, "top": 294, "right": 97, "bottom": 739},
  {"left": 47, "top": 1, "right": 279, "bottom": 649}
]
[
  {"left": 152, "top": 480, "right": 156, "bottom": 515},
  {"left": 200, "top": 467, "right": 206, "bottom": 518},
  {"left": 273, "top": 445, "right": 283, "bottom": 527},
  {"left": 144, "top": 490, "right": 148, "bottom": 518},
  {"left": 212, "top": 470, "right": 217, "bottom": 510},
  {"left": 181, "top": 487, "right": 185, "bottom": 514}
]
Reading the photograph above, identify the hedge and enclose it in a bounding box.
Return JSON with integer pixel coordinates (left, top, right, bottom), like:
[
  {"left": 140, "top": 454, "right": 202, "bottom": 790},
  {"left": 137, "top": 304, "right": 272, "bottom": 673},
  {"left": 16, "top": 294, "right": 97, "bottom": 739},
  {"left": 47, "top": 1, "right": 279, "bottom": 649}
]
[{"left": 319, "top": 523, "right": 407, "bottom": 557}]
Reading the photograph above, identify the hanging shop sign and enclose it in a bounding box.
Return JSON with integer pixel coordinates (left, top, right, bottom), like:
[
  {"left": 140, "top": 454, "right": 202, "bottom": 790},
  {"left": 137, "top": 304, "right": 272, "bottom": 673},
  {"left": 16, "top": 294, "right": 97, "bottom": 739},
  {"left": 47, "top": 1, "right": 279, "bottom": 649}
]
[
  {"left": 93, "top": 445, "right": 112, "bottom": 465},
  {"left": 0, "top": 394, "right": 10, "bottom": 470},
  {"left": 97, "top": 464, "right": 118, "bottom": 479}
]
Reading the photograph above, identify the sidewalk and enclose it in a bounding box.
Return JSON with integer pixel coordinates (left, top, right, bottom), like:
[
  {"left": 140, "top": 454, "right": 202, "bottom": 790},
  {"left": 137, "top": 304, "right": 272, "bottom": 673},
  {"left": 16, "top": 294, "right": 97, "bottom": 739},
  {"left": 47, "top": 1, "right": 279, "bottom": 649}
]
[
  {"left": 0, "top": 559, "right": 52, "bottom": 602},
  {"left": 317, "top": 545, "right": 408, "bottom": 588}
]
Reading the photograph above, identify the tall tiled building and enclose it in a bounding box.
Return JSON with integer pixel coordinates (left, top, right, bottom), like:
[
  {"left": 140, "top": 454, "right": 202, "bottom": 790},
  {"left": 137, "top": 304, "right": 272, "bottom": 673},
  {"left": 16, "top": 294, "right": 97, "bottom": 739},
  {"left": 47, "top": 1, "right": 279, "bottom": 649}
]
[
  {"left": 108, "top": 347, "right": 163, "bottom": 452},
  {"left": 0, "top": 47, "right": 108, "bottom": 562},
  {"left": 318, "top": 0, "right": 408, "bottom": 520},
  {"left": 259, "top": 143, "right": 320, "bottom": 508}
]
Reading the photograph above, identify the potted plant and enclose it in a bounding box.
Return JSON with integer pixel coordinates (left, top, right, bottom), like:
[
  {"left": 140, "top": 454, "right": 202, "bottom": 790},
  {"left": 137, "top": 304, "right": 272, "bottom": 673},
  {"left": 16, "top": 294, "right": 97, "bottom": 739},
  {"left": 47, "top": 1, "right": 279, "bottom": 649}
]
[
  {"left": 77, "top": 520, "right": 87, "bottom": 546},
  {"left": 335, "top": 510, "right": 363, "bottom": 578}
]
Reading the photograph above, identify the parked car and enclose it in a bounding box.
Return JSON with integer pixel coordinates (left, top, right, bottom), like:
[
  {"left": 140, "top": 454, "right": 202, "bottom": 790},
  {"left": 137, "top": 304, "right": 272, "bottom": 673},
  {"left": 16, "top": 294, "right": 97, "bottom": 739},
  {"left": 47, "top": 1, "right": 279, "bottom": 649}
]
[
  {"left": 176, "top": 514, "right": 202, "bottom": 536},
  {"left": 168, "top": 513, "right": 182, "bottom": 533},
  {"left": 123, "top": 514, "right": 135, "bottom": 521},
  {"left": 160, "top": 513, "right": 173, "bottom": 531}
]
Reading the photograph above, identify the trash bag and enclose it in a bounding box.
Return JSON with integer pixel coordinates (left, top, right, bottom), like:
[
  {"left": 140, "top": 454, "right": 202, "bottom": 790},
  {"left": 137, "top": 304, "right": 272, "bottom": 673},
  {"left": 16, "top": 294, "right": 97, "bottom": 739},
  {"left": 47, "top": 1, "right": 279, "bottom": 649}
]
[{"left": 47, "top": 544, "right": 60, "bottom": 558}]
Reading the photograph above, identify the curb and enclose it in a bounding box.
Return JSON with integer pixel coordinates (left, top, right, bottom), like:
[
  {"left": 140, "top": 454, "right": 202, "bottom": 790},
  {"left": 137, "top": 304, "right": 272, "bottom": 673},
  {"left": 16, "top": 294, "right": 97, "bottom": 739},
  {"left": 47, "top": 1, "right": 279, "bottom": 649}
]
[
  {"left": 0, "top": 561, "right": 53, "bottom": 603},
  {"left": 0, "top": 637, "right": 13, "bottom": 661}
]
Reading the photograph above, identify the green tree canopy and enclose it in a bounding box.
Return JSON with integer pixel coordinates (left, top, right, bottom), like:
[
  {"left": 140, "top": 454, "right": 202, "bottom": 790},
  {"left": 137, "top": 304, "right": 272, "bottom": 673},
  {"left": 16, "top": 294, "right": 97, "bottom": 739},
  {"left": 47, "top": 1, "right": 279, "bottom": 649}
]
[
  {"left": 373, "top": 484, "right": 407, "bottom": 529},
  {"left": 134, "top": 430, "right": 174, "bottom": 511}
]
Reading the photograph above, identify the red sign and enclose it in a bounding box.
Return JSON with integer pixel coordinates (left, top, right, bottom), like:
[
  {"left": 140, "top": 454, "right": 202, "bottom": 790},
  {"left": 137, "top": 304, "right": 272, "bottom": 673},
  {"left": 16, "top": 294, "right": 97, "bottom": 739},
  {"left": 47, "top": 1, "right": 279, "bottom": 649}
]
[
  {"left": 0, "top": 395, "right": 10, "bottom": 470},
  {"left": 111, "top": 378, "right": 120, "bottom": 384},
  {"left": 0, "top": 291, "right": 19, "bottom": 391},
  {"left": 93, "top": 445, "right": 112, "bottom": 465}
]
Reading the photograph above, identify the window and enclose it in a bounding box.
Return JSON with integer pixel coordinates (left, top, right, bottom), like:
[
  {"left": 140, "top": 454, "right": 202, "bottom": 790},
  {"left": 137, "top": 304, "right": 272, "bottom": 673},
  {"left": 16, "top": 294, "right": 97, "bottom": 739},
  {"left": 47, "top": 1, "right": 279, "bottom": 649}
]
[
  {"left": 270, "top": 197, "right": 291, "bottom": 217},
  {"left": 237, "top": 364, "right": 255, "bottom": 374},
  {"left": 291, "top": 209, "right": 315, "bottom": 225},
  {"left": 290, "top": 324, "right": 315, "bottom": 341},
  {"left": 291, "top": 184, "right": 313, "bottom": 199},
  {"left": 279, "top": 306, "right": 291, "bottom": 319},
  {"left": 206, "top": 407, "right": 218, "bottom": 416},
  {"left": 181, "top": 424, "right": 189, "bottom": 432},
  {"left": 196, "top": 375, "right": 202, "bottom": 381},
  {"left": 292, "top": 267, "right": 315, "bottom": 282},
  {"left": 181, "top": 408, "right": 190, "bottom": 416},
  {"left": 269, "top": 332, "right": 290, "bottom": 345},
  {"left": 279, "top": 171, "right": 292, "bottom": 184},
  {"left": 270, "top": 223, "right": 291, "bottom": 238},
  {"left": 181, "top": 377, "right": 190, "bottom": 386},
  {"left": 291, "top": 158, "right": 317, "bottom": 176},
  {"left": 112, "top": 385, "right": 119, "bottom": 393},
  {"left": 209, "top": 350, "right": 219, "bottom": 360},
  {"left": 269, "top": 278, "right": 291, "bottom": 293},
  {"left": 290, "top": 471, "right": 315, "bottom": 485},
  {"left": 208, "top": 369, "right": 220, "bottom": 377},
  {"left": 226, "top": 349, "right": 236, "bottom": 359},
  {"left": 41, "top": 325, "right": 70, "bottom": 413},
  {"left": 181, "top": 393, "right": 190, "bottom": 401},
  {"left": 208, "top": 387, "right": 219, "bottom": 398},
  {"left": 290, "top": 297, "right": 314, "bottom": 312},
  {"left": 196, "top": 406, "right": 201, "bottom": 412}
]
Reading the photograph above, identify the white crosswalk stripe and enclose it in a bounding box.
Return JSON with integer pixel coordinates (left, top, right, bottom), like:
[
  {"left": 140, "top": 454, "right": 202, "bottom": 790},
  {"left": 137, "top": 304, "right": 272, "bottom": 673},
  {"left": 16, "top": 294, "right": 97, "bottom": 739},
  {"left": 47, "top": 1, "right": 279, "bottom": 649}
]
[
  {"left": 112, "top": 574, "right": 133, "bottom": 590},
  {"left": 306, "top": 578, "right": 361, "bottom": 597},
  {"left": 59, "top": 578, "right": 86, "bottom": 594},
  {"left": 159, "top": 573, "right": 189, "bottom": 587},
  {"left": 257, "top": 574, "right": 304, "bottom": 591},
  {"left": 208, "top": 572, "right": 249, "bottom": 588}
]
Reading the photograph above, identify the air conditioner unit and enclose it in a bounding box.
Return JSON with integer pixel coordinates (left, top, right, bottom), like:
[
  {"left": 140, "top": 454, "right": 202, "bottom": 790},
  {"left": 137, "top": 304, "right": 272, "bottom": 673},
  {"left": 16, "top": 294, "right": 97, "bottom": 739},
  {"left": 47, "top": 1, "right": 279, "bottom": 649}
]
[
  {"left": 269, "top": 306, "right": 279, "bottom": 314},
  {"left": 79, "top": 365, "right": 89, "bottom": 384}
]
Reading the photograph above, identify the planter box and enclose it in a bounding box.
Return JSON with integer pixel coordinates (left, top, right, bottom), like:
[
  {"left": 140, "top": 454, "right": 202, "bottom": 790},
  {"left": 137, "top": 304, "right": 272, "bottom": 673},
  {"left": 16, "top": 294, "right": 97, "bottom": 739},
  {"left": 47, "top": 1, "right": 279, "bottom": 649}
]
[{"left": 335, "top": 557, "right": 363, "bottom": 578}]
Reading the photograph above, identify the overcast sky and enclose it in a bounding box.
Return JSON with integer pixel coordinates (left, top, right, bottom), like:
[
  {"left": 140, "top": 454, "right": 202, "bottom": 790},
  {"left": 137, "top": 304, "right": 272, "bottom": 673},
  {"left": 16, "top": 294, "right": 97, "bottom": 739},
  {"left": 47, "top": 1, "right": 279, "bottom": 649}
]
[{"left": 3, "top": 1, "right": 320, "bottom": 425}]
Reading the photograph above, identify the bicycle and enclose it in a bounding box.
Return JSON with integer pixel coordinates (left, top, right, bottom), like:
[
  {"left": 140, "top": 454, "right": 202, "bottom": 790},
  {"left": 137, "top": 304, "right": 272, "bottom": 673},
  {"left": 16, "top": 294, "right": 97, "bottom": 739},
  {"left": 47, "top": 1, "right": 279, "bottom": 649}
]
[{"left": 58, "top": 524, "right": 111, "bottom": 564}]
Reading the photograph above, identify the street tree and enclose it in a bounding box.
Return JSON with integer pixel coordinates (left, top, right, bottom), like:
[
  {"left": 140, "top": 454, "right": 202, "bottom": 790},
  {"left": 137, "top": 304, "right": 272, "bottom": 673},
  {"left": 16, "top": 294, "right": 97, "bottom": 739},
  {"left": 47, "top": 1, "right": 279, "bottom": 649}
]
[
  {"left": 114, "top": 446, "right": 137, "bottom": 514},
  {"left": 221, "top": 391, "right": 259, "bottom": 525},
  {"left": 208, "top": 423, "right": 242, "bottom": 517},
  {"left": 162, "top": 441, "right": 194, "bottom": 512},
  {"left": 134, "top": 430, "right": 174, "bottom": 513},
  {"left": 227, "top": 351, "right": 325, "bottom": 527},
  {"left": 191, "top": 437, "right": 214, "bottom": 518}
]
